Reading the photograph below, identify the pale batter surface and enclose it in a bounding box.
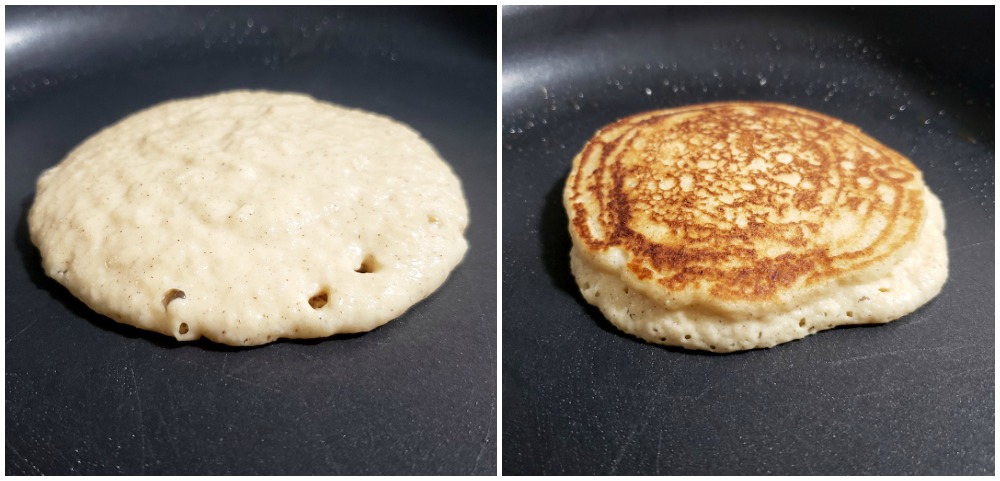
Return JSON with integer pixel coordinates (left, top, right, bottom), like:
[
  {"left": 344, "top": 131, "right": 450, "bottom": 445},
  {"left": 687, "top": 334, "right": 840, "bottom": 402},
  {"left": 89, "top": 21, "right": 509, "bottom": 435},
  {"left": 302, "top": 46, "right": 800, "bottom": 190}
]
[{"left": 29, "top": 91, "right": 469, "bottom": 346}]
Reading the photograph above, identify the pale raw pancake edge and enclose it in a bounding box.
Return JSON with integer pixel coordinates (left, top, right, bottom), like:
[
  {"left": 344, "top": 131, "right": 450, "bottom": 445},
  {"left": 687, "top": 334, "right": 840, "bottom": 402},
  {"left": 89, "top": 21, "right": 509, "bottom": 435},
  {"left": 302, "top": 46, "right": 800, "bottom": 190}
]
[
  {"left": 569, "top": 188, "right": 948, "bottom": 353},
  {"left": 29, "top": 90, "right": 469, "bottom": 346}
]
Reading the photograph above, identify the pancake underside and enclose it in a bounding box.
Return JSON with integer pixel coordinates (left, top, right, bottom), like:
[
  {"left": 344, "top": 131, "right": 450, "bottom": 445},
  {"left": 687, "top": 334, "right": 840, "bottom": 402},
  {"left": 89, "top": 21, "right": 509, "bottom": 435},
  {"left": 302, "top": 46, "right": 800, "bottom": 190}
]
[
  {"left": 566, "top": 103, "right": 929, "bottom": 311},
  {"left": 571, "top": 188, "right": 948, "bottom": 353}
]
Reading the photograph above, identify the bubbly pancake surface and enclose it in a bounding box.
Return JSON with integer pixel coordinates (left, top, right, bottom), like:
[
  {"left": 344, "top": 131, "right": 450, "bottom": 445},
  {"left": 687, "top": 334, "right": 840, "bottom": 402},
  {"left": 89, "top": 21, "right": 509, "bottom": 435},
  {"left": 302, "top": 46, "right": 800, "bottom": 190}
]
[
  {"left": 564, "top": 102, "right": 948, "bottom": 351},
  {"left": 29, "top": 91, "right": 469, "bottom": 346}
]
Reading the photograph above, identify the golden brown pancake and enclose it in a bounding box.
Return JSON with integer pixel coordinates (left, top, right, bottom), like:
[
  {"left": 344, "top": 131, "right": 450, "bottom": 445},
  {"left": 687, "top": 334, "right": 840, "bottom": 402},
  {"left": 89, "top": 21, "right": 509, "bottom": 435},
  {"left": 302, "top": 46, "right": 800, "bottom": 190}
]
[{"left": 564, "top": 102, "right": 948, "bottom": 351}]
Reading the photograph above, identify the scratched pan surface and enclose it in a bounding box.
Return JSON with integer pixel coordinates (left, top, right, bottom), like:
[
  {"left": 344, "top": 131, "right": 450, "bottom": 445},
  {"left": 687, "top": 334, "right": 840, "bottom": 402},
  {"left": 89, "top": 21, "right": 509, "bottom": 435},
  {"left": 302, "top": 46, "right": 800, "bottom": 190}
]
[
  {"left": 502, "top": 6, "right": 993, "bottom": 475},
  {"left": 6, "top": 6, "right": 496, "bottom": 475}
]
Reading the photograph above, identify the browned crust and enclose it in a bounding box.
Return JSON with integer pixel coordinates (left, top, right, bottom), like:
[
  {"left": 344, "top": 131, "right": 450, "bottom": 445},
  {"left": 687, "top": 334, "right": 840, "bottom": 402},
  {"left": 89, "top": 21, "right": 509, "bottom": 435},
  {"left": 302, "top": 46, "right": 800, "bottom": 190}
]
[{"left": 565, "top": 102, "right": 926, "bottom": 303}]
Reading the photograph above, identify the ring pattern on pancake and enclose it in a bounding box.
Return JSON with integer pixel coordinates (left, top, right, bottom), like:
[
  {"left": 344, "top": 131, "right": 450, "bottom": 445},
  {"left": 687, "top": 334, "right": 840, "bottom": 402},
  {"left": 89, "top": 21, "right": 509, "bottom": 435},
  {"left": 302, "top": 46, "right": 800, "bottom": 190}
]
[{"left": 566, "top": 102, "right": 927, "bottom": 305}]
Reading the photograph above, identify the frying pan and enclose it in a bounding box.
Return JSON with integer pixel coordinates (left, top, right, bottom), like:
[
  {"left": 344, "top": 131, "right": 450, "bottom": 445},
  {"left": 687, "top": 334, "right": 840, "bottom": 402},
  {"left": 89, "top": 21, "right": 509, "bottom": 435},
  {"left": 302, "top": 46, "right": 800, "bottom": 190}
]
[
  {"left": 502, "top": 6, "right": 993, "bottom": 475},
  {"left": 6, "top": 6, "right": 496, "bottom": 475}
]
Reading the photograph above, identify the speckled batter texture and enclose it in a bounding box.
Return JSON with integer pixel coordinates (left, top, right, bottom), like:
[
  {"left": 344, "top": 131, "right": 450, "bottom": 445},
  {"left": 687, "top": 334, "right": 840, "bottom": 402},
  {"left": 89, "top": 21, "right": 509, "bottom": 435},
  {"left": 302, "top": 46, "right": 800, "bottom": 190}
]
[{"left": 29, "top": 91, "right": 469, "bottom": 346}]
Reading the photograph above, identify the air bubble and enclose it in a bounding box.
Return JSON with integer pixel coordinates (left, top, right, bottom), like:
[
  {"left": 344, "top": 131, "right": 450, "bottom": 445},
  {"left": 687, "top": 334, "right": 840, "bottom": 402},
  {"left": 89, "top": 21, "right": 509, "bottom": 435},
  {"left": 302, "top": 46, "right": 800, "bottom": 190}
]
[{"left": 308, "top": 291, "right": 329, "bottom": 309}]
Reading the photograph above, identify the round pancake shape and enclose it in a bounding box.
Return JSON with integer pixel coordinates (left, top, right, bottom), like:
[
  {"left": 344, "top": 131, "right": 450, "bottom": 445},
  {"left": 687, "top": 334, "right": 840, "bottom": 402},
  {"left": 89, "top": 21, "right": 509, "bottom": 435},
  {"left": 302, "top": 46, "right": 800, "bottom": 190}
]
[
  {"left": 565, "top": 102, "right": 931, "bottom": 318},
  {"left": 570, "top": 188, "right": 948, "bottom": 353},
  {"left": 29, "top": 91, "right": 469, "bottom": 346}
]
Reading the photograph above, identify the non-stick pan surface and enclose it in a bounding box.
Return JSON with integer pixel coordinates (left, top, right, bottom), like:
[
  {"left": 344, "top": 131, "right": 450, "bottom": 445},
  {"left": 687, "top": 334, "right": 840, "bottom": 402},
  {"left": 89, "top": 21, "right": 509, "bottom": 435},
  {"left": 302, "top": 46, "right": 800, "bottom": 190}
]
[
  {"left": 502, "top": 6, "right": 992, "bottom": 475},
  {"left": 7, "top": 6, "right": 496, "bottom": 475}
]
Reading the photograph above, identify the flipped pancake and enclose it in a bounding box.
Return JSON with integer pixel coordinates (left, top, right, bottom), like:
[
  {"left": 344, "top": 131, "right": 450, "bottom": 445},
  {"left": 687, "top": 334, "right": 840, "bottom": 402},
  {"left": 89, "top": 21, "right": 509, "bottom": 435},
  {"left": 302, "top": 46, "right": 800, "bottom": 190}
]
[
  {"left": 571, "top": 188, "right": 947, "bottom": 352},
  {"left": 566, "top": 102, "right": 929, "bottom": 316},
  {"left": 564, "top": 102, "right": 948, "bottom": 351}
]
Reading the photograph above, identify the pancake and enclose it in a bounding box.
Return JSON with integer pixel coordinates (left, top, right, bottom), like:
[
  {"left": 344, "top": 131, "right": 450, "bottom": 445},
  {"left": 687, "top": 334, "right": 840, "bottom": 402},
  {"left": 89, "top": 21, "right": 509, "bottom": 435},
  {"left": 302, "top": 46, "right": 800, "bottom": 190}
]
[
  {"left": 29, "top": 91, "right": 469, "bottom": 346},
  {"left": 564, "top": 102, "right": 948, "bottom": 352},
  {"left": 570, "top": 188, "right": 947, "bottom": 352}
]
